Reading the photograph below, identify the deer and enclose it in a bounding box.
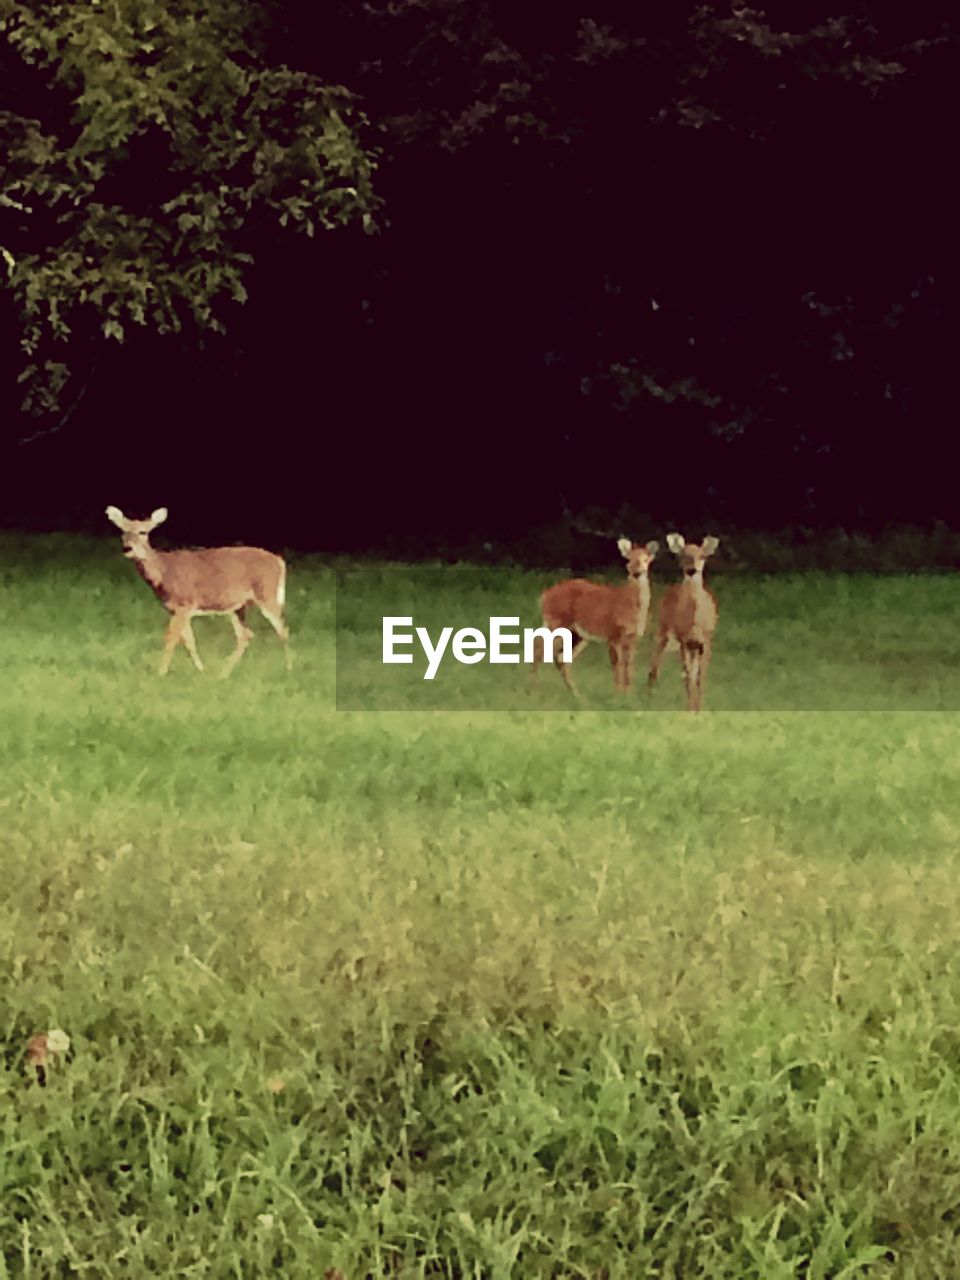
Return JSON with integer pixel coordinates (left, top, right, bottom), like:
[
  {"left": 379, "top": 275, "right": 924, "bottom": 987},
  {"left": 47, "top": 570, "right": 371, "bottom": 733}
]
[
  {"left": 105, "top": 506, "right": 291, "bottom": 676},
  {"left": 647, "top": 533, "right": 719, "bottom": 712},
  {"left": 530, "top": 537, "right": 660, "bottom": 697}
]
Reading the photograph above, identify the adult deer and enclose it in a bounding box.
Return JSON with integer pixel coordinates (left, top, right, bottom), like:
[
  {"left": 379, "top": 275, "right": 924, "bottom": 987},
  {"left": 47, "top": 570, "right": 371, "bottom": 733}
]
[
  {"left": 531, "top": 537, "right": 659, "bottom": 697},
  {"left": 105, "top": 506, "right": 291, "bottom": 676},
  {"left": 647, "top": 533, "right": 719, "bottom": 712}
]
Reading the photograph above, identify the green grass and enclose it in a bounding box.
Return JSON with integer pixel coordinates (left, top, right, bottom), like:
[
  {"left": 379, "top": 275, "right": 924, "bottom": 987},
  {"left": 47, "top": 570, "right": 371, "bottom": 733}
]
[
  {"left": 335, "top": 564, "right": 960, "bottom": 710},
  {"left": 3, "top": 533, "right": 960, "bottom": 1276}
]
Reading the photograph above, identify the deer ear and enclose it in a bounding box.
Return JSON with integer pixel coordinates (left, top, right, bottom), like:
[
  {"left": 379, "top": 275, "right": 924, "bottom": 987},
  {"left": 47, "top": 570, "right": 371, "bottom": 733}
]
[
  {"left": 105, "top": 506, "right": 127, "bottom": 530},
  {"left": 148, "top": 507, "right": 168, "bottom": 527},
  {"left": 666, "top": 532, "right": 685, "bottom": 554},
  {"left": 617, "top": 537, "right": 632, "bottom": 558},
  {"left": 645, "top": 540, "right": 660, "bottom": 555},
  {"left": 702, "top": 535, "right": 719, "bottom": 555}
]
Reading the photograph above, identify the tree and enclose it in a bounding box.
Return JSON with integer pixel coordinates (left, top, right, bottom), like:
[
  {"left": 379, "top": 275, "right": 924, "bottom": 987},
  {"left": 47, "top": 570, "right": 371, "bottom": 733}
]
[
  {"left": 313, "top": 0, "right": 957, "bottom": 528},
  {"left": 0, "top": 0, "right": 379, "bottom": 424}
]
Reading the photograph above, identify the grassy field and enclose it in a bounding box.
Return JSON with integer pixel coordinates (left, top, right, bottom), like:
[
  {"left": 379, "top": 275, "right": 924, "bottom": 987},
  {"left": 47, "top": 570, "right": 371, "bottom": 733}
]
[
  {"left": 335, "top": 563, "right": 960, "bottom": 711},
  {"left": 3, "top": 533, "right": 960, "bottom": 1277}
]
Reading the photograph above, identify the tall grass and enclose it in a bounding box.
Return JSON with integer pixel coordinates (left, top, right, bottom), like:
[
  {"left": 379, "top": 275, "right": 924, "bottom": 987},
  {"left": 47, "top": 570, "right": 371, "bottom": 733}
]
[{"left": 2, "top": 534, "right": 960, "bottom": 1276}]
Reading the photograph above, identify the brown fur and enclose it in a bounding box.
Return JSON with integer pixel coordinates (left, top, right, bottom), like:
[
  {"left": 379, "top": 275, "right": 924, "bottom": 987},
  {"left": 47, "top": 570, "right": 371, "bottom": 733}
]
[
  {"left": 648, "top": 534, "right": 719, "bottom": 712},
  {"left": 531, "top": 539, "right": 659, "bottom": 696},
  {"left": 133, "top": 547, "right": 285, "bottom": 613},
  {"left": 107, "top": 506, "right": 291, "bottom": 676}
]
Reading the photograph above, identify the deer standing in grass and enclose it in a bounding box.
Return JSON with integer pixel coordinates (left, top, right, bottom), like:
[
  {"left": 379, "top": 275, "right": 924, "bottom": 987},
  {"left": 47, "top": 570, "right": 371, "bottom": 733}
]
[
  {"left": 531, "top": 538, "right": 659, "bottom": 696},
  {"left": 106, "top": 506, "right": 291, "bottom": 676},
  {"left": 647, "top": 533, "right": 719, "bottom": 712}
]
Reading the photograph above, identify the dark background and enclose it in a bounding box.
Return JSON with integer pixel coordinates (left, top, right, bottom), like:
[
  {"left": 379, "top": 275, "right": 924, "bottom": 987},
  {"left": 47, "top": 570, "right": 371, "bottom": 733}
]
[{"left": 2, "top": 2, "right": 957, "bottom": 555}]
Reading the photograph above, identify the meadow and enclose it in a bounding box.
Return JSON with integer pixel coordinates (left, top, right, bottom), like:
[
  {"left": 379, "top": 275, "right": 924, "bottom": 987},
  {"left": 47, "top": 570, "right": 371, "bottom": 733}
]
[{"left": 3, "top": 532, "right": 960, "bottom": 1277}]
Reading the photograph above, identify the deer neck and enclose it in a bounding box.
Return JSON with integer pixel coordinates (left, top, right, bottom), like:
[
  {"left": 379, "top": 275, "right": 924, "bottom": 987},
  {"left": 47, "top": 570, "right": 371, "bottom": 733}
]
[
  {"left": 681, "top": 569, "right": 707, "bottom": 600},
  {"left": 626, "top": 573, "right": 650, "bottom": 615},
  {"left": 131, "top": 545, "right": 169, "bottom": 600}
]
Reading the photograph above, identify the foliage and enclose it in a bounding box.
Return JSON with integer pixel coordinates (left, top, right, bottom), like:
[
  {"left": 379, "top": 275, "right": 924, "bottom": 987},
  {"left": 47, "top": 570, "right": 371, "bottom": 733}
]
[
  {"left": 349, "top": 1, "right": 921, "bottom": 149},
  {"left": 0, "top": 0, "right": 379, "bottom": 414},
  {"left": 0, "top": 2, "right": 957, "bottom": 536},
  {"left": 278, "top": 1, "right": 955, "bottom": 528}
]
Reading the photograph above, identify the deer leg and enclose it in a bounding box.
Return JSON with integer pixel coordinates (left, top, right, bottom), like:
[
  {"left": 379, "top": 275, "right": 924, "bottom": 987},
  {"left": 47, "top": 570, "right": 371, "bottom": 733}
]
[
  {"left": 683, "top": 642, "right": 704, "bottom": 712},
  {"left": 221, "top": 609, "right": 254, "bottom": 678},
  {"left": 622, "top": 638, "right": 636, "bottom": 693},
  {"left": 529, "top": 629, "right": 547, "bottom": 685},
  {"left": 556, "top": 632, "right": 588, "bottom": 698},
  {"left": 533, "top": 614, "right": 565, "bottom": 686},
  {"left": 608, "top": 640, "right": 622, "bottom": 692},
  {"left": 647, "top": 632, "right": 669, "bottom": 689},
  {"left": 159, "top": 612, "right": 189, "bottom": 675},
  {"left": 695, "top": 637, "right": 712, "bottom": 712},
  {"left": 680, "top": 643, "right": 694, "bottom": 710},
  {"left": 257, "top": 604, "right": 292, "bottom": 671},
  {"left": 180, "top": 617, "right": 204, "bottom": 672}
]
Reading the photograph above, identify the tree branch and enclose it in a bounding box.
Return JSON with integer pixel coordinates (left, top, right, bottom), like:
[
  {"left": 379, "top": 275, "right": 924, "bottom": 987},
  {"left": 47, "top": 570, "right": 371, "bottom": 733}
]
[{"left": 16, "top": 356, "right": 99, "bottom": 447}]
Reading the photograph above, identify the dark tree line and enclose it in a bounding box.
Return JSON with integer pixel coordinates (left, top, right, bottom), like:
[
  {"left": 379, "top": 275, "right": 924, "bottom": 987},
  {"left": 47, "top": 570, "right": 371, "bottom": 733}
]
[{"left": 1, "top": 1, "right": 957, "bottom": 550}]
